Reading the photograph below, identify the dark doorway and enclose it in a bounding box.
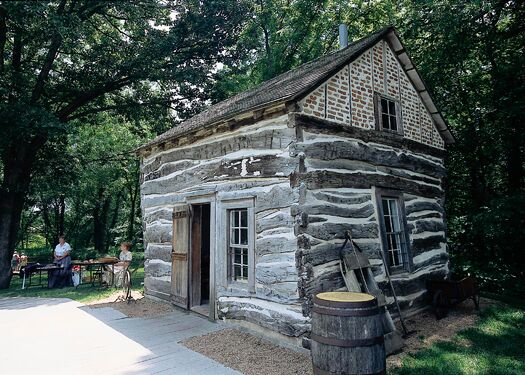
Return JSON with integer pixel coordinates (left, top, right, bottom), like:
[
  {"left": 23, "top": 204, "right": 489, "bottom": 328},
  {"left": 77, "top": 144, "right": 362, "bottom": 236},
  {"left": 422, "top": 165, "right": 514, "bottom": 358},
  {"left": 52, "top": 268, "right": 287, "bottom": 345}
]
[{"left": 190, "top": 204, "right": 210, "bottom": 316}]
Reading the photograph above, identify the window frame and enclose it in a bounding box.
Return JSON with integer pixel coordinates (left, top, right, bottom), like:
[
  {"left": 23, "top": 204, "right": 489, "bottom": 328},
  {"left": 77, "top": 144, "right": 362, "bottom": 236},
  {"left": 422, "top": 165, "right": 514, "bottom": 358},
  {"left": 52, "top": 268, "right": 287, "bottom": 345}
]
[
  {"left": 374, "top": 188, "right": 412, "bottom": 273},
  {"left": 228, "top": 208, "right": 250, "bottom": 283},
  {"left": 220, "top": 198, "right": 255, "bottom": 292},
  {"left": 374, "top": 92, "right": 403, "bottom": 135}
]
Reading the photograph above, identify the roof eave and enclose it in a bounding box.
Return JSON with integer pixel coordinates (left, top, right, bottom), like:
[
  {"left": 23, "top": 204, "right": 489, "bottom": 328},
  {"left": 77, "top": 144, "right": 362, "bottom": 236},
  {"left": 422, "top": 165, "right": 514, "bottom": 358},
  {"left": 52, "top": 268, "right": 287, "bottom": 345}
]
[{"left": 386, "top": 29, "right": 455, "bottom": 145}]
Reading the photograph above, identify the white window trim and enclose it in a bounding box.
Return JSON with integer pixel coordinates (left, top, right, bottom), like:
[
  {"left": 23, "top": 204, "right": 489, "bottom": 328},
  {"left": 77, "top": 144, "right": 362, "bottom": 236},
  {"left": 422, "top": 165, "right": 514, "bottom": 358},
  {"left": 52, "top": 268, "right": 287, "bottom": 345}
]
[
  {"left": 373, "top": 187, "right": 412, "bottom": 273},
  {"left": 219, "top": 198, "right": 255, "bottom": 293}
]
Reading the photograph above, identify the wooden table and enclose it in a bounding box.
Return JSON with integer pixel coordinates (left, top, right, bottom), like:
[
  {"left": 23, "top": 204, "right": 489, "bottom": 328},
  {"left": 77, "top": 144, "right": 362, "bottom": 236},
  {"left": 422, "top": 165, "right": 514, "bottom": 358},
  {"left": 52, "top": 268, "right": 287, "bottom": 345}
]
[
  {"left": 21, "top": 264, "right": 63, "bottom": 289},
  {"left": 72, "top": 260, "right": 119, "bottom": 287}
]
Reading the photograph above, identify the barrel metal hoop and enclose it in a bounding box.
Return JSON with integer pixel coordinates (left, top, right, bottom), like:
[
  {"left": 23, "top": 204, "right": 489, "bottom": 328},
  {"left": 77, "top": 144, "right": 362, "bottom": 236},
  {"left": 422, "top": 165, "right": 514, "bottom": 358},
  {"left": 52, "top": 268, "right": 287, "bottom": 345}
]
[
  {"left": 313, "top": 365, "right": 386, "bottom": 375},
  {"left": 314, "top": 296, "right": 378, "bottom": 309},
  {"left": 311, "top": 333, "right": 384, "bottom": 348},
  {"left": 312, "top": 305, "right": 380, "bottom": 317}
]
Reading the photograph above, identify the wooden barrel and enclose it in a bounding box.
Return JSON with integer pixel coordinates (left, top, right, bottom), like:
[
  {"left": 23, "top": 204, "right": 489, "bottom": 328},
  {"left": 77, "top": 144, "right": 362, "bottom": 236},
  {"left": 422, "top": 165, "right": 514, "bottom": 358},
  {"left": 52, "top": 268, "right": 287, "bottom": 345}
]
[{"left": 311, "top": 292, "right": 386, "bottom": 375}]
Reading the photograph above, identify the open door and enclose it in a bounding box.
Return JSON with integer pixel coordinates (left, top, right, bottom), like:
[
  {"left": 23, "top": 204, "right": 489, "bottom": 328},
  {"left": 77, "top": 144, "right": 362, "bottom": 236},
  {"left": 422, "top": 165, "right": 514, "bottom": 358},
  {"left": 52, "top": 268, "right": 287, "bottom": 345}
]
[
  {"left": 190, "top": 204, "right": 211, "bottom": 316},
  {"left": 171, "top": 204, "right": 190, "bottom": 308}
]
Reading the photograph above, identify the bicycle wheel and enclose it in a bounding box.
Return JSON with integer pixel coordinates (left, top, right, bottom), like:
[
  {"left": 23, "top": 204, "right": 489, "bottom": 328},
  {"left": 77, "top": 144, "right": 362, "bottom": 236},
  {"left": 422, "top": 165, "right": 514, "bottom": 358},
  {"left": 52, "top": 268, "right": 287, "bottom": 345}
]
[{"left": 122, "top": 270, "right": 132, "bottom": 302}]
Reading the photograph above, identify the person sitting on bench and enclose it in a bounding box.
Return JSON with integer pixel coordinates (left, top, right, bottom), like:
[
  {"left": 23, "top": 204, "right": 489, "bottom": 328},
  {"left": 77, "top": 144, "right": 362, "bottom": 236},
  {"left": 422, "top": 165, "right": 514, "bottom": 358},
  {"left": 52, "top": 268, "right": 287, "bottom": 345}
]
[{"left": 48, "top": 235, "right": 73, "bottom": 288}]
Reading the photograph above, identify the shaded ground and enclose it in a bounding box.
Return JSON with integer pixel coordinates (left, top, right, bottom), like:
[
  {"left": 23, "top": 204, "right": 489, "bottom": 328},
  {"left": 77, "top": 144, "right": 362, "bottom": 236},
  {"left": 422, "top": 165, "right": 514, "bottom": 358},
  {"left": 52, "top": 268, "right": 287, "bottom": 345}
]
[
  {"left": 183, "top": 299, "right": 498, "bottom": 375},
  {"left": 388, "top": 297, "right": 494, "bottom": 369},
  {"left": 88, "top": 292, "right": 178, "bottom": 318},
  {"left": 183, "top": 329, "right": 312, "bottom": 375},
  {"left": 392, "top": 304, "right": 525, "bottom": 374}
]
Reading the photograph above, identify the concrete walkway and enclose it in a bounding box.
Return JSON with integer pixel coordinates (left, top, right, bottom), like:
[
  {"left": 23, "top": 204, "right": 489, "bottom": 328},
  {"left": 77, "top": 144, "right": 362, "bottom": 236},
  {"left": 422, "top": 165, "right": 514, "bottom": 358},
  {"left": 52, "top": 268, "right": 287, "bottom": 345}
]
[{"left": 0, "top": 297, "right": 241, "bottom": 375}]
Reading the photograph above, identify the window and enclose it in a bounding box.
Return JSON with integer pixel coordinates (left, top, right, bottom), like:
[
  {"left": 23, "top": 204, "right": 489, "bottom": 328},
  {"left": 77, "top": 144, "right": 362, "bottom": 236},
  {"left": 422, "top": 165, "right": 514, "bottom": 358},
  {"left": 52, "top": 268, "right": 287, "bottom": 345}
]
[
  {"left": 220, "top": 198, "right": 255, "bottom": 291},
  {"left": 375, "top": 190, "right": 411, "bottom": 272},
  {"left": 375, "top": 94, "right": 401, "bottom": 133},
  {"left": 229, "top": 209, "right": 249, "bottom": 282}
]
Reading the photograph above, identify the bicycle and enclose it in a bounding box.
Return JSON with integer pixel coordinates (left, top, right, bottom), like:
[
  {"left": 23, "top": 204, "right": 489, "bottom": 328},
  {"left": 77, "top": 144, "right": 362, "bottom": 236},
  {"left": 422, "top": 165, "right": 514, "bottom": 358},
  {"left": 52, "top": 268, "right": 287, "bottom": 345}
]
[{"left": 114, "top": 261, "right": 143, "bottom": 303}]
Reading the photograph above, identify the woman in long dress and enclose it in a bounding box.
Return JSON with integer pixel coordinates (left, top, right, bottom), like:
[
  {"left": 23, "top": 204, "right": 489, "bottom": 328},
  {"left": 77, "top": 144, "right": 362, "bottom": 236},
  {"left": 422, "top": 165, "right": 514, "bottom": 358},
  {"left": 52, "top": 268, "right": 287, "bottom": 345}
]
[
  {"left": 49, "top": 235, "right": 72, "bottom": 288},
  {"left": 104, "top": 242, "right": 132, "bottom": 287}
]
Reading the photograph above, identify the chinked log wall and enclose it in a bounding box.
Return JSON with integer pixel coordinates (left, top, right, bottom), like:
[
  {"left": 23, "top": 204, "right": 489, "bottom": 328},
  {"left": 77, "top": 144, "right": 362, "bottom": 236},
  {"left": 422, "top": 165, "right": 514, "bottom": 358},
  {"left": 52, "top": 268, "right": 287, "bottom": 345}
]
[
  {"left": 290, "top": 114, "right": 449, "bottom": 317},
  {"left": 140, "top": 114, "right": 310, "bottom": 336},
  {"left": 139, "top": 111, "right": 449, "bottom": 337}
]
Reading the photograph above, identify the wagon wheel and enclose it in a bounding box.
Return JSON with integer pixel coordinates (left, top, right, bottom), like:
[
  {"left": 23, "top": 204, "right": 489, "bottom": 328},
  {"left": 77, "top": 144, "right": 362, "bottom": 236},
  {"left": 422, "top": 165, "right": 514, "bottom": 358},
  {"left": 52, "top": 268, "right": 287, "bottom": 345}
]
[{"left": 432, "top": 290, "right": 449, "bottom": 320}]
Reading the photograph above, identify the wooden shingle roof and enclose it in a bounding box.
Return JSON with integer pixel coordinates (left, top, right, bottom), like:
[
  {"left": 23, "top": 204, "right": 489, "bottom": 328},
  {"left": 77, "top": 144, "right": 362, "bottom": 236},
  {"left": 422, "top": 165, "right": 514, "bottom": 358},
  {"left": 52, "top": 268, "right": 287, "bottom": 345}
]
[{"left": 140, "top": 27, "right": 453, "bottom": 151}]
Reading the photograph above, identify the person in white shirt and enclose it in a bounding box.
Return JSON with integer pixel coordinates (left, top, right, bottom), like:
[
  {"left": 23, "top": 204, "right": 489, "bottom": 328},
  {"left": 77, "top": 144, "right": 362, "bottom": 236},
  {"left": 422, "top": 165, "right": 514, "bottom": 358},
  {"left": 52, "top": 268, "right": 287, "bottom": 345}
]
[
  {"left": 49, "top": 235, "right": 73, "bottom": 288},
  {"left": 103, "top": 242, "right": 133, "bottom": 287}
]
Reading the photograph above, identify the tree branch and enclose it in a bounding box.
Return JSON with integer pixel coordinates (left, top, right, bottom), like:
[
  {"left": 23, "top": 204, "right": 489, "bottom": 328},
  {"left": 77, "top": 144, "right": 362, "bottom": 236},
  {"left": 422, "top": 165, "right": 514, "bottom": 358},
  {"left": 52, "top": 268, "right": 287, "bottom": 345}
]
[
  {"left": 57, "top": 77, "right": 134, "bottom": 121},
  {"left": 30, "top": 0, "right": 67, "bottom": 104}
]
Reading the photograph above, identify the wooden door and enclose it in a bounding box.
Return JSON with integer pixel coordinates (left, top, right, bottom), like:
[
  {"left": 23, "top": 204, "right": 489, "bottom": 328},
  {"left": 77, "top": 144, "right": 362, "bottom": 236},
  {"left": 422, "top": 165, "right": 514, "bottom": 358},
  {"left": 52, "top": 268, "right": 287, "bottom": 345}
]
[{"left": 171, "top": 204, "right": 190, "bottom": 308}]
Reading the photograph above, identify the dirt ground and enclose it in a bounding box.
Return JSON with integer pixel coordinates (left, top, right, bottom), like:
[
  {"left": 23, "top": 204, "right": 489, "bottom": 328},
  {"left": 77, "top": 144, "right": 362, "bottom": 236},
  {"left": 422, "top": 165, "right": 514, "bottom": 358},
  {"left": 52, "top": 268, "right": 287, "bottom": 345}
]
[
  {"left": 87, "top": 292, "right": 177, "bottom": 318},
  {"left": 184, "top": 298, "right": 493, "bottom": 375},
  {"left": 87, "top": 293, "right": 493, "bottom": 374}
]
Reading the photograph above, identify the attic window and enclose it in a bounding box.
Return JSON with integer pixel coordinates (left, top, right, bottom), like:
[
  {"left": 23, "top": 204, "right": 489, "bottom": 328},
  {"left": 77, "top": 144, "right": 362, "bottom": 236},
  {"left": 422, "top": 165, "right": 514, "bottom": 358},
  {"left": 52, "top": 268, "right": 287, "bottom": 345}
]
[{"left": 375, "top": 94, "right": 402, "bottom": 133}]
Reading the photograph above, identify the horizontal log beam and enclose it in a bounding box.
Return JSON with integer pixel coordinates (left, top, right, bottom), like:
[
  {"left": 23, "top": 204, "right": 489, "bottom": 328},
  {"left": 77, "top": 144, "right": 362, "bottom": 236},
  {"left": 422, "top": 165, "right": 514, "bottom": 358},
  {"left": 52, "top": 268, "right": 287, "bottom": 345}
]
[
  {"left": 292, "top": 139, "right": 445, "bottom": 179},
  {"left": 291, "top": 170, "right": 443, "bottom": 199},
  {"left": 291, "top": 113, "right": 446, "bottom": 159}
]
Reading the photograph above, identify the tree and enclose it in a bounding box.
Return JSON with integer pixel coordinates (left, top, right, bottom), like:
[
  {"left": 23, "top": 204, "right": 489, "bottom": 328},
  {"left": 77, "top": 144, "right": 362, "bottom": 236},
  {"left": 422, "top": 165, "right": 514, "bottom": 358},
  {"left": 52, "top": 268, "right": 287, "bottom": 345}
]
[{"left": 0, "top": 0, "right": 247, "bottom": 288}]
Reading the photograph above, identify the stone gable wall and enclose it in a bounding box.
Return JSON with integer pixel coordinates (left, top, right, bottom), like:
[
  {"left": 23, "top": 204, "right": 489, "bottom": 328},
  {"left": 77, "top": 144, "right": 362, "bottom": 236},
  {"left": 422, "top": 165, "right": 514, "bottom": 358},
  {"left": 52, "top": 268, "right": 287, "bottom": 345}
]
[{"left": 298, "top": 40, "right": 445, "bottom": 150}]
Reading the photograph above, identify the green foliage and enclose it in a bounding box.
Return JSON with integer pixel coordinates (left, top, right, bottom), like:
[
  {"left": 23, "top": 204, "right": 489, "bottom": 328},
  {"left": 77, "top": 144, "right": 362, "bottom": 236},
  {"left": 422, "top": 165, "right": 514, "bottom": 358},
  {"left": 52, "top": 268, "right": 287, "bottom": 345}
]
[
  {"left": 3, "top": 1, "right": 524, "bottom": 294},
  {"left": 394, "top": 306, "right": 525, "bottom": 374},
  {"left": 213, "top": 0, "right": 525, "bottom": 297},
  {"left": 0, "top": 0, "right": 249, "bottom": 287}
]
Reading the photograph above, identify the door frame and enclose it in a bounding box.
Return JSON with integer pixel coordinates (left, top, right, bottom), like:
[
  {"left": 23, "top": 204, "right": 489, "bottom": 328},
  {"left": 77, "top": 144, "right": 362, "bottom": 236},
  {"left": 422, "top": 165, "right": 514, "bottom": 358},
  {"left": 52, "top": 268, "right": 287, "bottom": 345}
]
[{"left": 186, "top": 193, "right": 217, "bottom": 320}]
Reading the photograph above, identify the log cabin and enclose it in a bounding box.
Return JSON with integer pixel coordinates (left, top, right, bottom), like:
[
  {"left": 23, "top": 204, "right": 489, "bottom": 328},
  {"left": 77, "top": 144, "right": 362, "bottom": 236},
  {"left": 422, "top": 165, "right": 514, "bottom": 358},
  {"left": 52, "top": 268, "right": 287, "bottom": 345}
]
[{"left": 137, "top": 26, "right": 454, "bottom": 345}]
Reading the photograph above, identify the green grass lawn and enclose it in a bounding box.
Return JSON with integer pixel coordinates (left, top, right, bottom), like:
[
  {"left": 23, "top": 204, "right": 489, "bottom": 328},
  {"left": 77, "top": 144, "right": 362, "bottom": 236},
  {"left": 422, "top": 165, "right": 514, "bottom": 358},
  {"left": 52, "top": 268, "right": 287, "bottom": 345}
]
[
  {"left": 394, "top": 305, "right": 525, "bottom": 375},
  {"left": 0, "top": 267, "right": 144, "bottom": 303}
]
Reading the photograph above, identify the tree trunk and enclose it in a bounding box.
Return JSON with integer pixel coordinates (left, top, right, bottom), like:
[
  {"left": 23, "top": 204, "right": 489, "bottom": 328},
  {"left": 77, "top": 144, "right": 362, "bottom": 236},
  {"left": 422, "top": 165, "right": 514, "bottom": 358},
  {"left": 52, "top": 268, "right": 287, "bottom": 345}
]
[
  {"left": 506, "top": 119, "right": 524, "bottom": 194},
  {"left": 0, "top": 139, "right": 44, "bottom": 288},
  {"left": 106, "top": 192, "right": 121, "bottom": 252},
  {"left": 93, "top": 188, "right": 110, "bottom": 254}
]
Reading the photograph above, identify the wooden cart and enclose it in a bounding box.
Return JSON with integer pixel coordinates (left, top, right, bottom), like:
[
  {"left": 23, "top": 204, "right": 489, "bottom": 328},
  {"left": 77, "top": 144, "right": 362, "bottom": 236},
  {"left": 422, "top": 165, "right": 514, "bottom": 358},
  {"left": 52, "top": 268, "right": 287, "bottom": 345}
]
[{"left": 426, "top": 274, "right": 480, "bottom": 319}]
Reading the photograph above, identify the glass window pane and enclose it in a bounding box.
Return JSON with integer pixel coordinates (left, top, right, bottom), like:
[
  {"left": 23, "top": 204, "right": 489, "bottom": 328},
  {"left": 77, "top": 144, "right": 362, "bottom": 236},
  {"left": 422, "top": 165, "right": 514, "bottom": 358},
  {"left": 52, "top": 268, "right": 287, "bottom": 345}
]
[
  {"left": 241, "top": 210, "right": 247, "bottom": 227},
  {"left": 234, "top": 264, "right": 241, "bottom": 280},
  {"left": 389, "top": 200, "right": 401, "bottom": 231},
  {"left": 389, "top": 100, "right": 396, "bottom": 115},
  {"left": 243, "top": 266, "right": 248, "bottom": 280},
  {"left": 382, "top": 113, "right": 390, "bottom": 129},
  {"left": 381, "top": 98, "right": 388, "bottom": 113},
  {"left": 390, "top": 116, "right": 397, "bottom": 131},
  {"left": 234, "top": 229, "right": 239, "bottom": 244},
  {"left": 234, "top": 248, "right": 241, "bottom": 264},
  {"left": 241, "top": 229, "right": 248, "bottom": 245}
]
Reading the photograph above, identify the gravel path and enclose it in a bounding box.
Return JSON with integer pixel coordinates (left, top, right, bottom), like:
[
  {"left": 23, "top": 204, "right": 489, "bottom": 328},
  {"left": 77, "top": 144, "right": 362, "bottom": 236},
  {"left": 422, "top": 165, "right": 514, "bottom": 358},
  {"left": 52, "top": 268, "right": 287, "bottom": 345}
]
[{"left": 183, "top": 329, "right": 312, "bottom": 375}]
